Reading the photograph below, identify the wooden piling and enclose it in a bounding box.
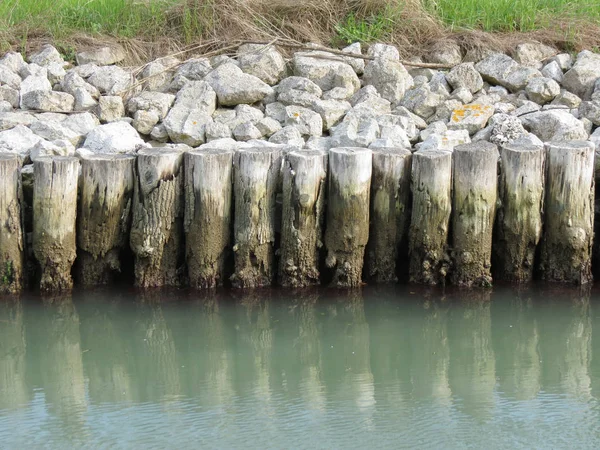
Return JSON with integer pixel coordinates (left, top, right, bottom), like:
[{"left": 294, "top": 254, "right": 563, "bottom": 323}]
[
  {"left": 451, "top": 142, "right": 499, "bottom": 287},
  {"left": 77, "top": 154, "right": 135, "bottom": 286},
  {"left": 130, "top": 148, "right": 185, "bottom": 287},
  {"left": 324, "top": 147, "right": 372, "bottom": 287},
  {"left": 366, "top": 148, "right": 412, "bottom": 283},
  {"left": 184, "top": 148, "right": 234, "bottom": 289},
  {"left": 279, "top": 149, "right": 328, "bottom": 287},
  {"left": 408, "top": 149, "right": 452, "bottom": 285},
  {"left": 33, "top": 156, "right": 79, "bottom": 292},
  {"left": 231, "top": 147, "right": 283, "bottom": 288},
  {"left": 0, "top": 154, "right": 25, "bottom": 294},
  {"left": 494, "top": 142, "right": 545, "bottom": 282},
  {"left": 539, "top": 140, "right": 595, "bottom": 284}
]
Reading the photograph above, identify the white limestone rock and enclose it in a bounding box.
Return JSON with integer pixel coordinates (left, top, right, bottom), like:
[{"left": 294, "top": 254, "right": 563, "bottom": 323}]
[
  {"left": 520, "top": 110, "right": 588, "bottom": 141},
  {"left": 204, "top": 63, "right": 274, "bottom": 106},
  {"left": 76, "top": 45, "right": 126, "bottom": 66},
  {"left": 237, "top": 44, "right": 287, "bottom": 85},
  {"left": 446, "top": 62, "right": 483, "bottom": 94},
  {"left": 83, "top": 121, "right": 145, "bottom": 153},
  {"left": 363, "top": 58, "right": 414, "bottom": 105},
  {"left": 293, "top": 51, "right": 360, "bottom": 95},
  {"left": 284, "top": 105, "right": 323, "bottom": 137},
  {"left": 525, "top": 77, "right": 560, "bottom": 104},
  {"left": 562, "top": 50, "right": 600, "bottom": 100},
  {"left": 21, "top": 91, "right": 74, "bottom": 112},
  {"left": 0, "top": 125, "right": 44, "bottom": 158}
]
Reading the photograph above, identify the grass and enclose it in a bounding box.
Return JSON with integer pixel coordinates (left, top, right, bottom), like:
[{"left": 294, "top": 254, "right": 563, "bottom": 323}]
[{"left": 0, "top": 0, "right": 599, "bottom": 61}]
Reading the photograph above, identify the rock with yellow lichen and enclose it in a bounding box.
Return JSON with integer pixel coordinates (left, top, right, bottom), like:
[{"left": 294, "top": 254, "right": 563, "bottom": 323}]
[{"left": 447, "top": 104, "right": 494, "bottom": 134}]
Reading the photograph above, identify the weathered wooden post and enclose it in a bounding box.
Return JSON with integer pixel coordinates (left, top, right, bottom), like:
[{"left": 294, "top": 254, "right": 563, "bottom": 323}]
[
  {"left": 279, "top": 149, "right": 328, "bottom": 287},
  {"left": 451, "top": 142, "right": 499, "bottom": 287},
  {"left": 539, "top": 140, "right": 594, "bottom": 284},
  {"left": 0, "top": 154, "right": 25, "bottom": 294},
  {"left": 130, "top": 147, "right": 185, "bottom": 287},
  {"left": 324, "top": 147, "right": 372, "bottom": 287},
  {"left": 33, "top": 156, "right": 79, "bottom": 292},
  {"left": 77, "top": 154, "right": 135, "bottom": 285},
  {"left": 408, "top": 149, "right": 452, "bottom": 285},
  {"left": 366, "top": 148, "right": 412, "bottom": 283},
  {"left": 231, "top": 147, "right": 282, "bottom": 288},
  {"left": 494, "top": 142, "right": 545, "bottom": 282},
  {"left": 184, "top": 148, "right": 234, "bottom": 289}
]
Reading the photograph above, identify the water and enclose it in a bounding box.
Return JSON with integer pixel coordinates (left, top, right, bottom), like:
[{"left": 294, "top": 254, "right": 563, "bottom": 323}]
[{"left": 1, "top": 285, "right": 600, "bottom": 449}]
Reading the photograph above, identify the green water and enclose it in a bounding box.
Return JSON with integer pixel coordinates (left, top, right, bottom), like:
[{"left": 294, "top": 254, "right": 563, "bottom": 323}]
[{"left": 1, "top": 285, "right": 600, "bottom": 449}]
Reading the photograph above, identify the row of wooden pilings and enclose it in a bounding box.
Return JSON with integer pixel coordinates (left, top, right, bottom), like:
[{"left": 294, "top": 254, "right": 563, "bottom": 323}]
[{"left": 0, "top": 140, "right": 595, "bottom": 294}]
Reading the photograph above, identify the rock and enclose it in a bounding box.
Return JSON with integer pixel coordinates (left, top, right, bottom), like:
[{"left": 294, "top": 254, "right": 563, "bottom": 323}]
[
  {"left": 579, "top": 101, "right": 600, "bottom": 126},
  {"left": 29, "top": 120, "right": 81, "bottom": 146},
  {"left": 363, "top": 58, "right": 413, "bottom": 104},
  {"left": 204, "top": 122, "right": 232, "bottom": 141},
  {"left": 562, "top": 50, "right": 600, "bottom": 99},
  {"left": 176, "top": 58, "right": 212, "bottom": 81},
  {"left": 330, "top": 116, "right": 379, "bottom": 148},
  {"left": 520, "top": 110, "right": 588, "bottom": 141},
  {"left": 513, "top": 42, "right": 557, "bottom": 68},
  {"left": 489, "top": 113, "right": 526, "bottom": 146},
  {"left": 30, "top": 139, "right": 75, "bottom": 160},
  {"left": 393, "top": 105, "right": 428, "bottom": 130},
  {"left": 28, "top": 45, "right": 64, "bottom": 67},
  {"left": 418, "top": 129, "right": 471, "bottom": 152},
  {"left": 305, "top": 136, "right": 335, "bottom": 151},
  {"left": 424, "top": 41, "right": 462, "bottom": 65},
  {"left": 233, "top": 122, "right": 263, "bottom": 141},
  {"left": 205, "top": 63, "right": 273, "bottom": 106},
  {"left": 278, "top": 90, "right": 320, "bottom": 108},
  {"left": 377, "top": 114, "right": 418, "bottom": 142},
  {"left": 62, "top": 112, "right": 100, "bottom": 137},
  {"left": 140, "top": 61, "right": 172, "bottom": 92},
  {"left": 87, "top": 65, "right": 132, "bottom": 95},
  {"left": 210, "top": 55, "right": 238, "bottom": 68},
  {"left": 268, "top": 125, "right": 305, "bottom": 146},
  {"left": 0, "top": 86, "right": 19, "bottom": 108},
  {"left": 76, "top": 45, "right": 126, "bottom": 66},
  {"left": 284, "top": 105, "right": 323, "bottom": 136},
  {"left": 342, "top": 42, "right": 365, "bottom": 75},
  {"left": 21, "top": 91, "right": 74, "bottom": 112},
  {"left": 71, "top": 63, "right": 98, "bottom": 79},
  {"left": 293, "top": 51, "right": 360, "bottom": 94},
  {"left": 429, "top": 72, "right": 452, "bottom": 97},
  {"left": 72, "top": 88, "right": 97, "bottom": 111},
  {"left": 162, "top": 81, "right": 217, "bottom": 146},
  {"left": 20, "top": 75, "right": 52, "bottom": 101},
  {"left": 46, "top": 63, "right": 66, "bottom": 85},
  {"left": 0, "top": 111, "right": 37, "bottom": 131},
  {"left": 525, "top": 77, "right": 560, "bottom": 104},
  {"left": 214, "top": 104, "right": 263, "bottom": 131},
  {"left": 475, "top": 53, "right": 541, "bottom": 92},
  {"left": 0, "top": 52, "right": 27, "bottom": 74},
  {"left": 277, "top": 76, "right": 322, "bottom": 96},
  {"left": 132, "top": 110, "right": 160, "bottom": 135},
  {"left": 95, "top": 96, "right": 125, "bottom": 123},
  {"left": 541, "top": 60, "right": 564, "bottom": 84},
  {"left": 150, "top": 123, "right": 169, "bottom": 142},
  {"left": 448, "top": 104, "right": 494, "bottom": 134},
  {"left": 446, "top": 62, "right": 483, "bottom": 94},
  {"left": 511, "top": 133, "right": 544, "bottom": 148},
  {"left": 127, "top": 91, "right": 176, "bottom": 120},
  {"left": 0, "top": 125, "right": 44, "bottom": 158},
  {"left": 265, "top": 102, "right": 287, "bottom": 124},
  {"left": 83, "top": 122, "right": 145, "bottom": 153},
  {"left": 512, "top": 101, "right": 541, "bottom": 116},
  {"left": 451, "top": 87, "right": 474, "bottom": 104},
  {"left": 378, "top": 124, "right": 411, "bottom": 148},
  {"left": 367, "top": 43, "right": 400, "bottom": 60},
  {"left": 0, "top": 101, "right": 11, "bottom": 112},
  {"left": 547, "top": 53, "right": 573, "bottom": 71},
  {"left": 0, "top": 66, "right": 21, "bottom": 90},
  {"left": 255, "top": 117, "right": 281, "bottom": 137},
  {"left": 420, "top": 121, "right": 447, "bottom": 141},
  {"left": 237, "top": 44, "right": 287, "bottom": 85},
  {"left": 399, "top": 85, "right": 443, "bottom": 119},
  {"left": 310, "top": 99, "right": 351, "bottom": 130},
  {"left": 60, "top": 72, "right": 100, "bottom": 99}
]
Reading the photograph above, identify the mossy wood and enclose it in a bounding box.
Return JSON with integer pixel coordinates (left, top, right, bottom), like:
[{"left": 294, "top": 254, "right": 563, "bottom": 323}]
[
  {"left": 279, "top": 149, "right": 328, "bottom": 287},
  {"left": 451, "top": 142, "right": 499, "bottom": 287},
  {"left": 408, "top": 149, "right": 452, "bottom": 285},
  {"left": 366, "top": 148, "right": 412, "bottom": 283},
  {"left": 539, "top": 141, "right": 594, "bottom": 284},
  {"left": 130, "top": 148, "right": 185, "bottom": 287},
  {"left": 494, "top": 142, "right": 545, "bottom": 282},
  {"left": 184, "top": 148, "right": 234, "bottom": 289},
  {"left": 324, "top": 147, "right": 372, "bottom": 287},
  {"left": 33, "top": 156, "right": 79, "bottom": 292},
  {"left": 0, "top": 154, "right": 25, "bottom": 294},
  {"left": 232, "top": 147, "right": 282, "bottom": 288},
  {"left": 77, "top": 154, "right": 135, "bottom": 285}
]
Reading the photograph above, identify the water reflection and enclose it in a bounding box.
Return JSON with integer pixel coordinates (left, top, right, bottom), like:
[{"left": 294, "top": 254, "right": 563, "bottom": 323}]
[{"left": 1, "top": 285, "right": 599, "bottom": 447}]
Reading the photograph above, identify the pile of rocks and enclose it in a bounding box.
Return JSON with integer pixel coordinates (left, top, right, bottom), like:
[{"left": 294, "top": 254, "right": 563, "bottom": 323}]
[{"left": 1, "top": 41, "right": 600, "bottom": 171}]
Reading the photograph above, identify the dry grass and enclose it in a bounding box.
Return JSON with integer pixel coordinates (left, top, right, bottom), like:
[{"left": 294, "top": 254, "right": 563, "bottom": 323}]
[{"left": 0, "top": 0, "right": 599, "bottom": 63}]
